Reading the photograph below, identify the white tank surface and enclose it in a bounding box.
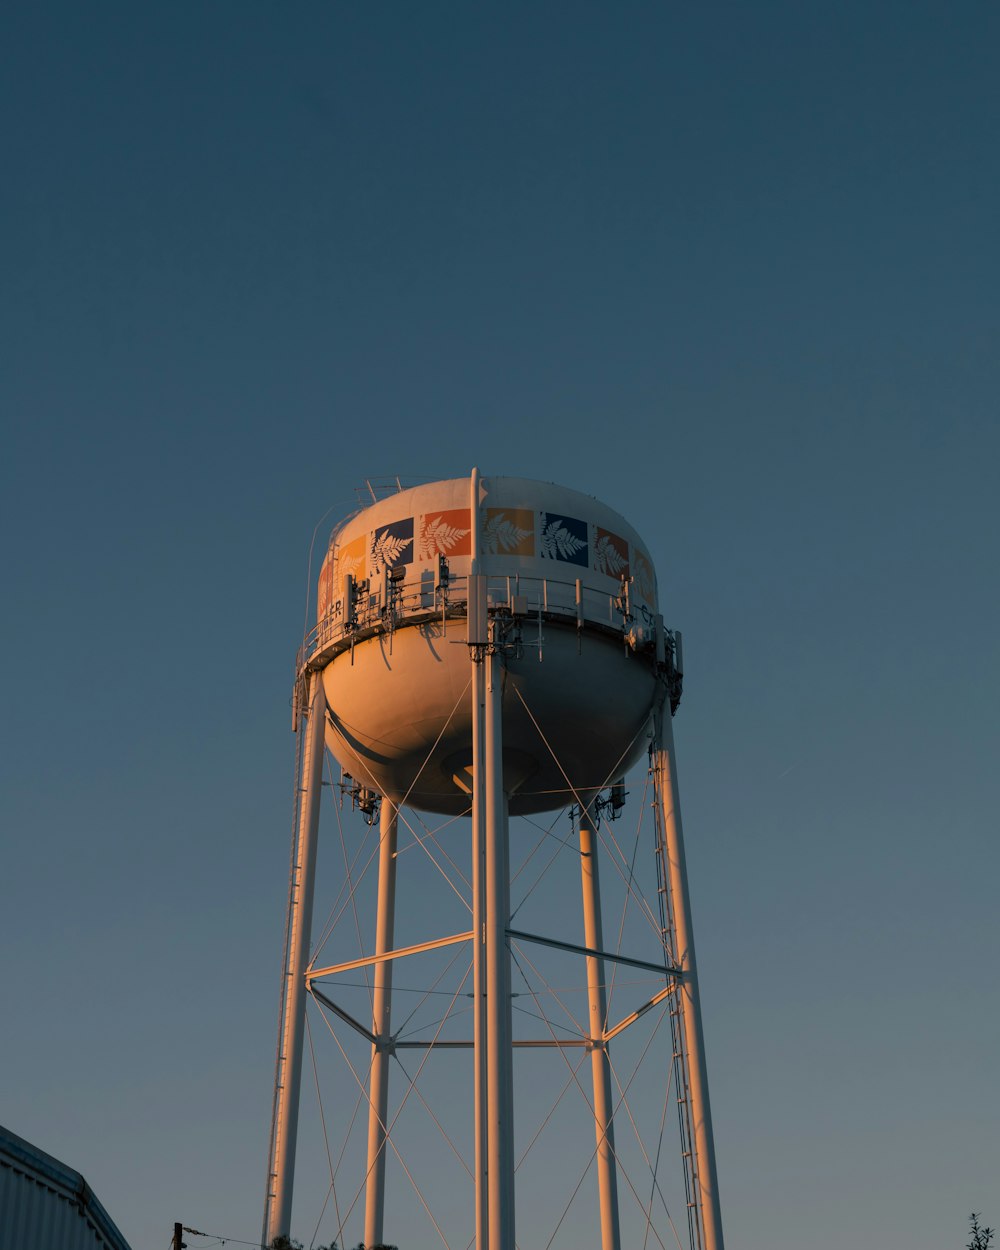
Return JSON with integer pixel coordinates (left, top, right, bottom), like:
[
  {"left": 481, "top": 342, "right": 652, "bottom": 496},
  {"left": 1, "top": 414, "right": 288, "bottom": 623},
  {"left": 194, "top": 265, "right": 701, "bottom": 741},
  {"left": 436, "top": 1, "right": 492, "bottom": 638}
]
[{"left": 303, "top": 474, "right": 663, "bottom": 815}]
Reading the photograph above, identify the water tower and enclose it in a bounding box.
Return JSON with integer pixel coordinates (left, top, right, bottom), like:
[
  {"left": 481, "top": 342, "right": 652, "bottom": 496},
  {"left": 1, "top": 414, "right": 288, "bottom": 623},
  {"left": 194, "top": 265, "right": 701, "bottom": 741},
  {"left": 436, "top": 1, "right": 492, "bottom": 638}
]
[{"left": 262, "top": 471, "right": 724, "bottom": 1250}]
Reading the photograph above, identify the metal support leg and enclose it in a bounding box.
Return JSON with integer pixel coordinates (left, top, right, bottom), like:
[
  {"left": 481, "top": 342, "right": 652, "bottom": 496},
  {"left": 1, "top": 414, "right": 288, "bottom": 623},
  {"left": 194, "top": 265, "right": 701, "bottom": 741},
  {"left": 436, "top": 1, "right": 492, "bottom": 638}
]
[
  {"left": 578, "top": 798, "right": 621, "bottom": 1250},
  {"left": 469, "top": 476, "right": 492, "bottom": 1250},
  {"left": 264, "top": 672, "right": 327, "bottom": 1247},
  {"left": 471, "top": 587, "right": 488, "bottom": 1250},
  {"left": 653, "top": 709, "right": 725, "bottom": 1250},
  {"left": 365, "top": 796, "right": 399, "bottom": 1248},
  {"left": 484, "top": 630, "right": 515, "bottom": 1250}
]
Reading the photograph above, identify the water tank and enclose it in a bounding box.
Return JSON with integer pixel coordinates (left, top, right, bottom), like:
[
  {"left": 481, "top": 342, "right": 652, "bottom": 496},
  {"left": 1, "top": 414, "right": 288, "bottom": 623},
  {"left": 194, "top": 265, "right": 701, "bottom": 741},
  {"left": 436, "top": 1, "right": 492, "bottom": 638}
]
[{"left": 304, "top": 474, "right": 662, "bottom": 815}]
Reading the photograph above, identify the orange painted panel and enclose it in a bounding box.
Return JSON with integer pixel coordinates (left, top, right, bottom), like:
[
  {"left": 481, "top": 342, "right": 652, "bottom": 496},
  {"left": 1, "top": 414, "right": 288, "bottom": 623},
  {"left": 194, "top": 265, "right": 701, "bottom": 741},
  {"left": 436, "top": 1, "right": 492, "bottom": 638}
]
[
  {"left": 482, "top": 508, "right": 535, "bottom": 557},
  {"left": 419, "top": 508, "right": 472, "bottom": 559}
]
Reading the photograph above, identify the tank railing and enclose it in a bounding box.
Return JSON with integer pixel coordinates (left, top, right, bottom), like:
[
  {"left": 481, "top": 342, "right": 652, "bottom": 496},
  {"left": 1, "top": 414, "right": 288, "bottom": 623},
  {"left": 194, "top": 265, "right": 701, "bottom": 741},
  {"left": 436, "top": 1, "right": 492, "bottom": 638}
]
[{"left": 301, "top": 571, "right": 636, "bottom": 668}]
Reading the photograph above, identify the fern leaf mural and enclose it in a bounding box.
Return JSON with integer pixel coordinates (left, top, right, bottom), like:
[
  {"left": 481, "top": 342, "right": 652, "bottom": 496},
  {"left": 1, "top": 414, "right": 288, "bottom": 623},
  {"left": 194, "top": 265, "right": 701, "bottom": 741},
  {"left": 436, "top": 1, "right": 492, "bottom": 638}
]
[
  {"left": 632, "top": 549, "right": 656, "bottom": 602},
  {"left": 419, "top": 509, "right": 471, "bottom": 559},
  {"left": 593, "top": 529, "right": 629, "bottom": 578},
  {"left": 482, "top": 509, "right": 534, "bottom": 556},
  {"left": 333, "top": 534, "right": 367, "bottom": 585},
  {"left": 371, "top": 532, "right": 404, "bottom": 571},
  {"left": 540, "top": 513, "right": 589, "bottom": 566},
  {"left": 317, "top": 553, "right": 335, "bottom": 619},
  {"left": 370, "top": 518, "right": 414, "bottom": 574}
]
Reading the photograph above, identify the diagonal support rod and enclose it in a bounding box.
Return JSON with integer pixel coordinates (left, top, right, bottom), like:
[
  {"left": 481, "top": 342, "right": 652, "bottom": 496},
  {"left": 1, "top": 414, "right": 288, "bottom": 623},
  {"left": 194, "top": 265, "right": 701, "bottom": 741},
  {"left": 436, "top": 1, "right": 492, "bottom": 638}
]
[
  {"left": 308, "top": 930, "right": 474, "bottom": 981},
  {"left": 506, "top": 928, "right": 681, "bottom": 979},
  {"left": 310, "top": 987, "right": 377, "bottom": 1045}
]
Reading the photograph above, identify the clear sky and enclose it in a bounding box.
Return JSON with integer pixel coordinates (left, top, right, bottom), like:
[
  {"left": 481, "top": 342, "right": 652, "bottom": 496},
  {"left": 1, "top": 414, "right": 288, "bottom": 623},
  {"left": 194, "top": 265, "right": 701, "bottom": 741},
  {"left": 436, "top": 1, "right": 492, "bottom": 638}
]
[{"left": 2, "top": 3, "right": 998, "bottom": 1249}]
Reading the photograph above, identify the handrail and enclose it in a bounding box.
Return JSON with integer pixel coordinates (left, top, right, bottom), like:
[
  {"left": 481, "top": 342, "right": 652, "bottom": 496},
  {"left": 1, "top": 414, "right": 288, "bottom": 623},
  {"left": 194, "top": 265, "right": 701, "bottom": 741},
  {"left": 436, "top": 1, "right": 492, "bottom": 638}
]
[{"left": 298, "top": 570, "right": 660, "bottom": 678}]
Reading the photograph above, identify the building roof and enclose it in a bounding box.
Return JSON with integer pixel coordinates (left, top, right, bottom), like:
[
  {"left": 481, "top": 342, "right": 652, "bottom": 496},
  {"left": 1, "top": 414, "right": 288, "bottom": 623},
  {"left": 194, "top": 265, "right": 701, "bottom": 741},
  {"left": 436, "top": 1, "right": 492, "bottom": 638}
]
[{"left": 0, "top": 1122, "right": 133, "bottom": 1250}]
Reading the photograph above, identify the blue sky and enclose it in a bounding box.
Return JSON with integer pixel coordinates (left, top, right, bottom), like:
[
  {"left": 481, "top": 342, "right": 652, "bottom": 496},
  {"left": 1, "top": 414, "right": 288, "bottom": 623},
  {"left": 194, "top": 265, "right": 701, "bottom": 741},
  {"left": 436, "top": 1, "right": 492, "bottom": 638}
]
[{"left": 2, "top": 3, "right": 998, "bottom": 1248}]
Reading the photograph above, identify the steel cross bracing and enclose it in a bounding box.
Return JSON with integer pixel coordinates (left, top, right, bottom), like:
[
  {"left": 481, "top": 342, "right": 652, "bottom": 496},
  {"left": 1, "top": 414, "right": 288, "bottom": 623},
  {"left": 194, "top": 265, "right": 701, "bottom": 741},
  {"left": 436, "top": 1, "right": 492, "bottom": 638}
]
[
  {"left": 264, "top": 589, "right": 723, "bottom": 1249},
  {"left": 266, "top": 778, "right": 715, "bottom": 1244}
]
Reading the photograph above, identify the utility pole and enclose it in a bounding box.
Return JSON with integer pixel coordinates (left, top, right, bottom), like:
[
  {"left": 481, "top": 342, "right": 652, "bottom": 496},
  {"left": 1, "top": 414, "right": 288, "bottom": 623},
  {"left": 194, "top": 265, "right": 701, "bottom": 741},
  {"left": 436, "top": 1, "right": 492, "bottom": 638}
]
[{"left": 172, "top": 1223, "right": 186, "bottom": 1250}]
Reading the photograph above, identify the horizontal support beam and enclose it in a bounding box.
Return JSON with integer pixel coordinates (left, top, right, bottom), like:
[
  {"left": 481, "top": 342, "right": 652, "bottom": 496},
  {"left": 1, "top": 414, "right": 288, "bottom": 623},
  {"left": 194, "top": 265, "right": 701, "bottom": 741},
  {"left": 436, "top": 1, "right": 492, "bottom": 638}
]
[
  {"left": 307, "top": 930, "right": 474, "bottom": 981},
  {"left": 393, "top": 1039, "right": 589, "bottom": 1050},
  {"left": 310, "top": 987, "right": 376, "bottom": 1045},
  {"left": 507, "top": 928, "right": 682, "bottom": 979},
  {"left": 603, "top": 984, "right": 678, "bottom": 1043}
]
